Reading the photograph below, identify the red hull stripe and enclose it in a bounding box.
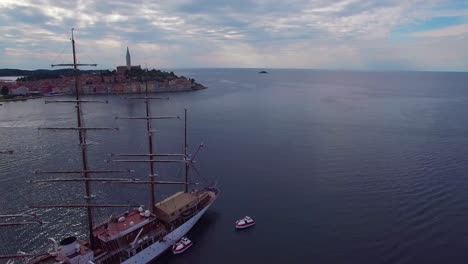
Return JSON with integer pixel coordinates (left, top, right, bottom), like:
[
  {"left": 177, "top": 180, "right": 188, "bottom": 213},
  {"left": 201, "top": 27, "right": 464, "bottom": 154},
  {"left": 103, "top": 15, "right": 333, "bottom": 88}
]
[
  {"left": 173, "top": 242, "right": 193, "bottom": 252},
  {"left": 236, "top": 222, "right": 255, "bottom": 228}
]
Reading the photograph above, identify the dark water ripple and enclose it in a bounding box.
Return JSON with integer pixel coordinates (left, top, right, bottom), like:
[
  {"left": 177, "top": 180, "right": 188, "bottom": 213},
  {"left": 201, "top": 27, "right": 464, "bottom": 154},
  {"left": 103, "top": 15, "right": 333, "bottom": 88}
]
[{"left": 2, "top": 70, "right": 468, "bottom": 264}]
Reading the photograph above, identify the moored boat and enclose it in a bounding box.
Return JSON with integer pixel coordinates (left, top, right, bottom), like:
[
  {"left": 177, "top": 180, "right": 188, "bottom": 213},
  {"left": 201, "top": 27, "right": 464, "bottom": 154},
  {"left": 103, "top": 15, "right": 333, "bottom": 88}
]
[
  {"left": 172, "top": 237, "right": 193, "bottom": 255},
  {"left": 235, "top": 216, "right": 255, "bottom": 229}
]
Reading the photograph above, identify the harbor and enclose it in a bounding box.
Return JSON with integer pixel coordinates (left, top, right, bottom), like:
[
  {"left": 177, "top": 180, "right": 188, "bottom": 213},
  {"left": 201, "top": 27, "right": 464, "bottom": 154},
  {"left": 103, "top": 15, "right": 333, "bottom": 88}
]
[{"left": 0, "top": 48, "right": 206, "bottom": 100}]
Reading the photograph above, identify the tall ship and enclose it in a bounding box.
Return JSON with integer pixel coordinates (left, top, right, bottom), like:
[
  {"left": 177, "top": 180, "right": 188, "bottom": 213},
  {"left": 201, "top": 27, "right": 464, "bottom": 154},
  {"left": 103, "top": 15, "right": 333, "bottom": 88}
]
[{"left": 0, "top": 29, "right": 219, "bottom": 264}]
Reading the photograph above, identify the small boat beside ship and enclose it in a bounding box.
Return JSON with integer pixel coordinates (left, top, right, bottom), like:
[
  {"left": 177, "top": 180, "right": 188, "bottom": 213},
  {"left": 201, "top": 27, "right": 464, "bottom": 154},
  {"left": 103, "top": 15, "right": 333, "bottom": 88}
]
[
  {"left": 235, "top": 216, "right": 256, "bottom": 229},
  {"left": 172, "top": 237, "right": 193, "bottom": 255}
]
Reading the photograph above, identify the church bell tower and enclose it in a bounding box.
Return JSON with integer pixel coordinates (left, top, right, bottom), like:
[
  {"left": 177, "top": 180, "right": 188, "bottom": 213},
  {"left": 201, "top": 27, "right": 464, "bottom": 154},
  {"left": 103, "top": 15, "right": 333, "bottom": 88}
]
[{"left": 126, "top": 47, "right": 131, "bottom": 70}]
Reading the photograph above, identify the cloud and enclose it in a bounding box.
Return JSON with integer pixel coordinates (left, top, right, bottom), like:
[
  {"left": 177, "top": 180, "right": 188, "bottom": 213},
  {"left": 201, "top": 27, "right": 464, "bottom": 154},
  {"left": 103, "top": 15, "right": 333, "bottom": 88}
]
[
  {"left": 412, "top": 24, "right": 468, "bottom": 38},
  {"left": 0, "top": 0, "right": 467, "bottom": 70}
]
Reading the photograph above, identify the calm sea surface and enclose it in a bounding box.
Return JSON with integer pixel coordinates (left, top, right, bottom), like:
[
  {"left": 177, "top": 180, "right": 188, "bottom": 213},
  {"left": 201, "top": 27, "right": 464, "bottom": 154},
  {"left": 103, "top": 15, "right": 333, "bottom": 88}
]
[{"left": 1, "top": 69, "right": 468, "bottom": 263}]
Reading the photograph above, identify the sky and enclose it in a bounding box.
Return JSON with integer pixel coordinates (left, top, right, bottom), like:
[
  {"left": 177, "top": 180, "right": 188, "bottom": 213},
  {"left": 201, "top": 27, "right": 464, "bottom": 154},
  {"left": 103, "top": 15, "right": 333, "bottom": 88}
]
[{"left": 0, "top": 0, "right": 468, "bottom": 71}]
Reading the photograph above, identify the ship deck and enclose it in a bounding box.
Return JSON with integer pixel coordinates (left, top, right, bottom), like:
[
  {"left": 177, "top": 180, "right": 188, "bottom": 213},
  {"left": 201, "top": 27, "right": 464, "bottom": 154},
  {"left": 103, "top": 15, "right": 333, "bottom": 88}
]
[{"left": 94, "top": 210, "right": 155, "bottom": 242}]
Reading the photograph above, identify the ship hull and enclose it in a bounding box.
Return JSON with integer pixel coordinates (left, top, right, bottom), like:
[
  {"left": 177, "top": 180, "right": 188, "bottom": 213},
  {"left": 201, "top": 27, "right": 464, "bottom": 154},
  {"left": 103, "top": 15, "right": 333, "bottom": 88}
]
[{"left": 121, "top": 201, "right": 213, "bottom": 264}]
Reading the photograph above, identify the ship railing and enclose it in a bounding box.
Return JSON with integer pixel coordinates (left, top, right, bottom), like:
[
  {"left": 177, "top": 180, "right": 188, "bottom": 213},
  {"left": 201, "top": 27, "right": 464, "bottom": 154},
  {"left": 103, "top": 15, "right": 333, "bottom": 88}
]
[{"left": 124, "top": 230, "right": 164, "bottom": 257}]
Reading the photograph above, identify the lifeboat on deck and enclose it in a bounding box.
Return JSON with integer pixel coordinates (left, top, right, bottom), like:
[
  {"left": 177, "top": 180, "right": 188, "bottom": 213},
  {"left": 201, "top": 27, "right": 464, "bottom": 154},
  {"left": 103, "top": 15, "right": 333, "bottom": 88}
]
[
  {"left": 172, "top": 237, "right": 193, "bottom": 255},
  {"left": 235, "top": 216, "right": 255, "bottom": 229}
]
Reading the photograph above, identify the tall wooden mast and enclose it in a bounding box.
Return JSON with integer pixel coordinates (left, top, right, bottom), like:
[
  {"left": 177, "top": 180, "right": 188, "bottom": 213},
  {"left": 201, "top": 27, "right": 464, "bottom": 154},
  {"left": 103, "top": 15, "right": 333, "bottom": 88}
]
[
  {"left": 110, "top": 73, "right": 203, "bottom": 211},
  {"left": 145, "top": 79, "right": 157, "bottom": 211},
  {"left": 112, "top": 74, "right": 178, "bottom": 212},
  {"left": 184, "top": 108, "right": 189, "bottom": 192},
  {"left": 71, "top": 28, "right": 94, "bottom": 251},
  {"left": 38, "top": 28, "right": 112, "bottom": 250}
]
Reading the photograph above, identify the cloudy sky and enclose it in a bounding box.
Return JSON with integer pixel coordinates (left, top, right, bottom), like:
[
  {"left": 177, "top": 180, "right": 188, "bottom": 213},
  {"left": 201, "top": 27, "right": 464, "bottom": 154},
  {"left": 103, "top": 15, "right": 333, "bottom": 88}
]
[{"left": 1, "top": 0, "right": 467, "bottom": 71}]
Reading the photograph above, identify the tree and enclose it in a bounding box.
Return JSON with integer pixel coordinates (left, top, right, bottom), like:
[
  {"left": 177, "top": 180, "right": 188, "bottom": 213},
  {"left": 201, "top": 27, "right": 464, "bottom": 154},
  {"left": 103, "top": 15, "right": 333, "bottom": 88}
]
[{"left": 1, "top": 86, "right": 9, "bottom": 96}]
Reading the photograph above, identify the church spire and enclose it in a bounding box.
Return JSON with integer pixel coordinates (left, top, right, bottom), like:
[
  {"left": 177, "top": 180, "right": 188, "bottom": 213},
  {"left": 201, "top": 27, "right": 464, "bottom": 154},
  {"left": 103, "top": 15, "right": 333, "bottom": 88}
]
[{"left": 126, "top": 47, "right": 131, "bottom": 70}]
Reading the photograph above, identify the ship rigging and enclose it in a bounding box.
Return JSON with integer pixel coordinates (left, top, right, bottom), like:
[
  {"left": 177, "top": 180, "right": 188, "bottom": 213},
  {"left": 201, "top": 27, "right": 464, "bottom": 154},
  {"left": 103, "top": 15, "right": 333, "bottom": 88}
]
[{"left": 0, "top": 29, "right": 219, "bottom": 264}]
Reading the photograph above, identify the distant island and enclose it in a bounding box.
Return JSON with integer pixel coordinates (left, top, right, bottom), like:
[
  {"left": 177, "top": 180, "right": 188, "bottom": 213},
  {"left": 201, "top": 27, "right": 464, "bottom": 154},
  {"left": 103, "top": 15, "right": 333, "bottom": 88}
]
[
  {"left": 258, "top": 70, "right": 268, "bottom": 74},
  {"left": 0, "top": 47, "right": 206, "bottom": 97}
]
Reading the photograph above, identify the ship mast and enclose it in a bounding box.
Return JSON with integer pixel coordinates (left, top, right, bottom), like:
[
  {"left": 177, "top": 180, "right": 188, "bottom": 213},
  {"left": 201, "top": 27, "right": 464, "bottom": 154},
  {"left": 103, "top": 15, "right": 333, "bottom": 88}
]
[
  {"left": 184, "top": 108, "right": 189, "bottom": 192},
  {"left": 144, "top": 79, "right": 157, "bottom": 210},
  {"left": 110, "top": 73, "right": 204, "bottom": 211},
  {"left": 71, "top": 28, "right": 94, "bottom": 252},
  {"left": 31, "top": 28, "right": 128, "bottom": 250},
  {"left": 111, "top": 73, "right": 179, "bottom": 213}
]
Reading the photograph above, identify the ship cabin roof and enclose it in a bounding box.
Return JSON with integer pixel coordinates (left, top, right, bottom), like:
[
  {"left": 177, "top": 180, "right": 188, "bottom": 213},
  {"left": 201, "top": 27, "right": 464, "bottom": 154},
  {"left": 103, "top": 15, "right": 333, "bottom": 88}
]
[
  {"left": 154, "top": 192, "right": 199, "bottom": 222},
  {"left": 93, "top": 209, "right": 155, "bottom": 242}
]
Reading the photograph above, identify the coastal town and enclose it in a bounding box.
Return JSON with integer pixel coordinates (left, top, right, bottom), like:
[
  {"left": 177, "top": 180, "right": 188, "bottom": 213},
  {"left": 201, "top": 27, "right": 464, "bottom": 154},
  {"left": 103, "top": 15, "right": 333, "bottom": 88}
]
[{"left": 0, "top": 47, "right": 205, "bottom": 99}]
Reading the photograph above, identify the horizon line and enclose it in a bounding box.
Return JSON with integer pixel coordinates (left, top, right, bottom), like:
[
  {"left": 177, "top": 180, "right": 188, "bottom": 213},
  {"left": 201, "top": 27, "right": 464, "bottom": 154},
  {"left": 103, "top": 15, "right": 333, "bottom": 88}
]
[{"left": 1, "top": 67, "right": 467, "bottom": 74}]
